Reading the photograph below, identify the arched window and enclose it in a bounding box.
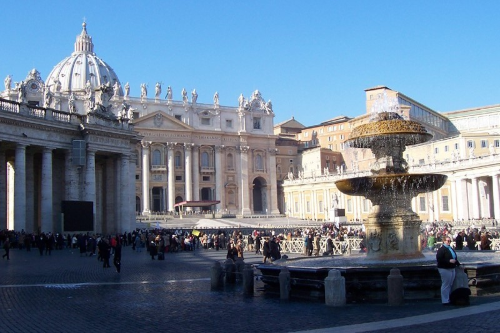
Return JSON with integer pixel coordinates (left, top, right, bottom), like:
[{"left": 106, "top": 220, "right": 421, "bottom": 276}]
[
  {"left": 175, "top": 151, "right": 182, "bottom": 169},
  {"left": 152, "top": 149, "right": 161, "bottom": 165},
  {"left": 255, "top": 154, "right": 263, "bottom": 171},
  {"left": 201, "top": 151, "right": 209, "bottom": 168},
  {"left": 227, "top": 153, "right": 234, "bottom": 170}
]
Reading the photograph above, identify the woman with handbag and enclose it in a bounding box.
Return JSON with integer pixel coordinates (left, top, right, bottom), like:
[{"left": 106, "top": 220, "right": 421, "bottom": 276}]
[{"left": 436, "top": 236, "right": 459, "bottom": 306}]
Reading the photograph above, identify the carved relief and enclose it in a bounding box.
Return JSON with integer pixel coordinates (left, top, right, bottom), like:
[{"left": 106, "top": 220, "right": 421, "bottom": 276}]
[
  {"left": 387, "top": 232, "right": 399, "bottom": 251},
  {"left": 368, "top": 230, "right": 381, "bottom": 252}
]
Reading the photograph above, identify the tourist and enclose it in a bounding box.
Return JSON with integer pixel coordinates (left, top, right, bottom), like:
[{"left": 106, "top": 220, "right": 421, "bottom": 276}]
[
  {"left": 226, "top": 243, "right": 237, "bottom": 261},
  {"left": 236, "top": 240, "right": 244, "bottom": 259},
  {"left": 270, "top": 237, "right": 281, "bottom": 261},
  {"left": 254, "top": 234, "right": 262, "bottom": 254},
  {"left": 427, "top": 233, "right": 436, "bottom": 251},
  {"left": 325, "top": 234, "right": 334, "bottom": 255},
  {"left": 436, "top": 236, "right": 460, "bottom": 305},
  {"left": 2, "top": 238, "right": 10, "bottom": 260},
  {"left": 100, "top": 239, "right": 111, "bottom": 268},
  {"left": 114, "top": 238, "right": 122, "bottom": 273},
  {"left": 480, "top": 232, "right": 492, "bottom": 250},
  {"left": 313, "top": 234, "right": 321, "bottom": 256},
  {"left": 455, "top": 231, "right": 464, "bottom": 250},
  {"left": 262, "top": 238, "right": 271, "bottom": 263},
  {"left": 306, "top": 234, "right": 313, "bottom": 256}
]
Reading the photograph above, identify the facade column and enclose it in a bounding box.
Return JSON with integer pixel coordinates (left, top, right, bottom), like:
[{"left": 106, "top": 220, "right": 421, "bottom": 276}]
[
  {"left": 167, "top": 143, "right": 175, "bottom": 212},
  {"left": 0, "top": 147, "right": 6, "bottom": 230},
  {"left": 268, "top": 148, "right": 280, "bottom": 214},
  {"left": 215, "top": 145, "right": 223, "bottom": 211},
  {"left": 141, "top": 141, "right": 151, "bottom": 214},
  {"left": 184, "top": 144, "right": 193, "bottom": 205},
  {"left": 85, "top": 149, "right": 96, "bottom": 228},
  {"left": 192, "top": 145, "right": 200, "bottom": 203},
  {"left": 239, "top": 146, "right": 251, "bottom": 215},
  {"left": 129, "top": 152, "right": 138, "bottom": 228},
  {"left": 120, "top": 154, "right": 130, "bottom": 233},
  {"left": 41, "top": 148, "right": 53, "bottom": 232},
  {"left": 14, "top": 144, "right": 27, "bottom": 231},
  {"left": 64, "top": 150, "right": 79, "bottom": 201},
  {"left": 451, "top": 180, "right": 458, "bottom": 222},
  {"left": 492, "top": 174, "right": 500, "bottom": 221},
  {"left": 432, "top": 190, "right": 440, "bottom": 222},
  {"left": 471, "top": 177, "right": 480, "bottom": 219}
]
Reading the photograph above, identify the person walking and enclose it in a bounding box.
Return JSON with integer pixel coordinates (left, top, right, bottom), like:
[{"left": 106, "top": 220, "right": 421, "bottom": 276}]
[
  {"left": 436, "top": 236, "right": 459, "bottom": 305},
  {"left": 2, "top": 238, "right": 10, "bottom": 260},
  {"left": 114, "top": 239, "right": 122, "bottom": 273}
]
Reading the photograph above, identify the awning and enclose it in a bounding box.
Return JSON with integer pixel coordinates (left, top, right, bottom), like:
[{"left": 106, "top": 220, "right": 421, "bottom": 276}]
[{"left": 174, "top": 200, "right": 220, "bottom": 208}]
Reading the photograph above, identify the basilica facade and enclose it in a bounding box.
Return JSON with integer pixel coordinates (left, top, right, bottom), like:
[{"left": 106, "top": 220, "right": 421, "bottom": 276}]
[{"left": 0, "top": 23, "right": 280, "bottom": 234}]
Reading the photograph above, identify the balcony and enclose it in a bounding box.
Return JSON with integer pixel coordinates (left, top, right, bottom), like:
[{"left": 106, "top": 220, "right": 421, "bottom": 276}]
[{"left": 151, "top": 165, "right": 167, "bottom": 172}]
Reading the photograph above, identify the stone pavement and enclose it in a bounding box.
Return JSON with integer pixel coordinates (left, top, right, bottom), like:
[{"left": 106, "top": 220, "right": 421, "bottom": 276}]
[{"left": 1, "top": 244, "right": 499, "bottom": 333}]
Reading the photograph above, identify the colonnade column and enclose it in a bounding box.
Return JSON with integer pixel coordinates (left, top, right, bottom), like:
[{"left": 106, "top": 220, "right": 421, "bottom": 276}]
[
  {"left": 129, "top": 153, "right": 137, "bottom": 229},
  {"left": 215, "top": 145, "right": 223, "bottom": 212},
  {"left": 192, "top": 145, "right": 200, "bottom": 202},
  {"left": 167, "top": 143, "right": 175, "bottom": 212},
  {"left": 84, "top": 149, "right": 96, "bottom": 227},
  {"left": 471, "top": 177, "right": 480, "bottom": 219},
  {"left": 41, "top": 148, "right": 53, "bottom": 233},
  {"left": 456, "top": 179, "right": 467, "bottom": 221},
  {"left": 492, "top": 174, "right": 500, "bottom": 220},
  {"left": 239, "top": 146, "right": 251, "bottom": 215},
  {"left": 268, "top": 148, "right": 280, "bottom": 214},
  {"left": 451, "top": 180, "right": 458, "bottom": 221},
  {"left": 184, "top": 144, "right": 193, "bottom": 205},
  {"left": 120, "top": 154, "right": 130, "bottom": 233},
  {"left": 0, "top": 147, "right": 6, "bottom": 230},
  {"left": 14, "top": 144, "right": 27, "bottom": 231},
  {"left": 64, "top": 150, "right": 79, "bottom": 201},
  {"left": 141, "top": 141, "right": 151, "bottom": 215}
]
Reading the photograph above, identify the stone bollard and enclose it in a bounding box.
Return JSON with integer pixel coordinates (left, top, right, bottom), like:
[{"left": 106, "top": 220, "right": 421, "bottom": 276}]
[
  {"left": 224, "top": 259, "right": 236, "bottom": 284},
  {"left": 235, "top": 258, "right": 245, "bottom": 281},
  {"left": 242, "top": 264, "right": 254, "bottom": 295},
  {"left": 324, "top": 269, "right": 346, "bottom": 306},
  {"left": 279, "top": 267, "right": 291, "bottom": 301},
  {"left": 210, "top": 261, "right": 224, "bottom": 290},
  {"left": 387, "top": 268, "right": 404, "bottom": 306}
]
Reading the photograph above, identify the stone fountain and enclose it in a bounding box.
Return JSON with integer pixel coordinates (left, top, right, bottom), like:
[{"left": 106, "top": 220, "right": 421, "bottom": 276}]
[
  {"left": 335, "top": 110, "right": 447, "bottom": 259},
  {"left": 257, "top": 94, "right": 500, "bottom": 302}
]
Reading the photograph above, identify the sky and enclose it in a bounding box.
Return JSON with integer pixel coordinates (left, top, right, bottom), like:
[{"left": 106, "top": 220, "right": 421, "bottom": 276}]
[{"left": 1, "top": 1, "right": 500, "bottom": 126}]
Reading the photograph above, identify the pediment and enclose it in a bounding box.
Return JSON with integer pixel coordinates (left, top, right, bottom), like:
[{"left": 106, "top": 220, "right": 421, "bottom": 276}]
[{"left": 133, "top": 111, "right": 193, "bottom": 130}]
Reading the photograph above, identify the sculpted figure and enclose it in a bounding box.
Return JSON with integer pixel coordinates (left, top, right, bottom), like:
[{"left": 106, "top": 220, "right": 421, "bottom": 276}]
[
  {"left": 213, "top": 91, "right": 219, "bottom": 106},
  {"left": 17, "top": 81, "right": 26, "bottom": 103},
  {"left": 140, "top": 83, "right": 147, "bottom": 100},
  {"left": 124, "top": 82, "right": 130, "bottom": 98},
  {"left": 265, "top": 99, "right": 273, "bottom": 112},
  {"left": 238, "top": 93, "right": 245, "bottom": 108},
  {"left": 191, "top": 89, "right": 198, "bottom": 104},
  {"left": 68, "top": 92, "right": 77, "bottom": 113},
  {"left": 43, "top": 87, "right": 52, "bottom": 108},
  {"left": 113, "top": 81, "right": 120, "bottom": 98},
  {"left": 155, "top": 82, "right": 161, "bottom": 98},
  {"left": 182, "top": 88, "right": 188, "bottom": 103},
  {"left": 166, "top": 86, "right": 172, "bottom": 100},
  {"left": 4, "top": 75, "right": 12, "bottom": 91},
  {"left": 54, "top": 78, "right": 61, "bottom": 92}
]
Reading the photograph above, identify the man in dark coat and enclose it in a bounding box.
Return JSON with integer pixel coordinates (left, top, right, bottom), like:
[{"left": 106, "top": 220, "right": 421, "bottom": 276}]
[
  {"left": 455, "top": 231, "right": 464, "bottom": 250},
  {"left": 262, "top": 238, "right": 271, "bottom": 263},
  {"left": 113, "top": 240, "right": 122, "bottom": 273}
]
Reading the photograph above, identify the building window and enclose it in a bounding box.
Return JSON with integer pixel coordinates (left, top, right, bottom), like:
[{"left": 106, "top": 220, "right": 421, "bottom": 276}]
[
  {"left": 295, "top": 201, "right": 299, "bottom": 213},
  {"left": 201, "top": 152, "right": 210, "bottom": 167},
  {"left": 175, "top": 115, "right": 182, "bottom": 121},
  {"left": 319, "top": 201, "right": 323, "bottom": 212},
  {"left": 347, "top": 199, "right": 352, "bottom": 212},
  {"left": 253, "top": 117, "right": 261, "bottom": 129},
  {"left": 454, "top": 143, "right": 459, "bottom": 150},
  {"left": 227, "top": 153, "right": 234, "bottom": 170},
  {"left": 467, "top": 140, "right": 474, "bottom": 148},
  {"left": 444, "top": 145, "right": 449, "bottom": 152},
  {"left": 419, "top": 159, "right": 425, "bottom": 165},
  {"left": 481, "top": 140, "right": 488, "bottom": 148},
  {"left": 201, "top": 118, "right": 211, "bottom": 125},
  {"left": 306, "top": 201, "right": 310, "bottom": 213},
  {"left": 434, "top": 147, "right": 439, "bottom": 154},
  {"left": 419, "top": 197, "right": 426, "bottom": 211},
  {"left": 442, "top": 195, "right": 449, "bottom": 211},
  {"left": 494, "top": 140, "right": 500, "bottom": 148},
  {"left": 228, "top": 190, "right": 235, "bottom": 205},
  {"left": 255, "top": 154, "right": 264, "bottom": 171},
  {"left": 152, "top": 149, "right": 161, "bottom": 165},
  {"left": 174, "top": 151, "right": 182, "bottom": 169},
  {"left": 175, "top": 175, "right": 182, "bottom": 181},
  {"left": 226, "top": 119, "right": 233, "bottom": 128},
  {"left": 202, "top": 176, "right": 210, "bottom": 181}
]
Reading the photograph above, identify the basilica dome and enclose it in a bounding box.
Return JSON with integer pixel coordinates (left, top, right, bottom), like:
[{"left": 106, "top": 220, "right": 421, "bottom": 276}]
[{"left": 45, "top": 22, "right": 123, "bottom": 96}]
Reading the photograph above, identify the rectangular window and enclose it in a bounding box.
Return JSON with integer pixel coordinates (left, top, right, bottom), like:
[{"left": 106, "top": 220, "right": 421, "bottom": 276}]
[
  {"left": 226, "top": 119, "right": 233, "bottom": 128},
  {"left": 467, "top": 140, "right": 474, "bottom": 148},
  {"left": 201, "top": 118, "right": 210, "bottom": 125},
  {"left": 202, "top": 176, "right": 210, "bottom": 181},
  {"left": 419, "top": 159, "right": 425, "bottom": 165},
  {"left": 481, "top": 140, "right": 488, "bottom": 148},
  {"left": 444, "top": 145, "right": 449, "bottom": 152},
  {"left": 434, "top": 147, "right": 439, "bottom": 154},
  {"left": 419, "top": 197, "right": 426, "bottom": 211},
  {"left": 253, "top": 117, "right": 261, "bottom": 129},
  {"left": 442, "top": 195, "right": 449, "bottom": 211},
  {"left": 454, "top": 143, "right": 459, "bottom": 150},
  {"left": 495, "top": 140, "right": 500, "bottom": 148},
  {"left": 175, "top": 175, "right": 182, "bottom": 181}
]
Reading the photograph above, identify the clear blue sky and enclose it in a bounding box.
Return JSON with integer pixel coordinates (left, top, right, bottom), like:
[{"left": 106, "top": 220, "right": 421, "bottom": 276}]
[{"left": 1, "top": 1, "right": 500, "bottom": 126}]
